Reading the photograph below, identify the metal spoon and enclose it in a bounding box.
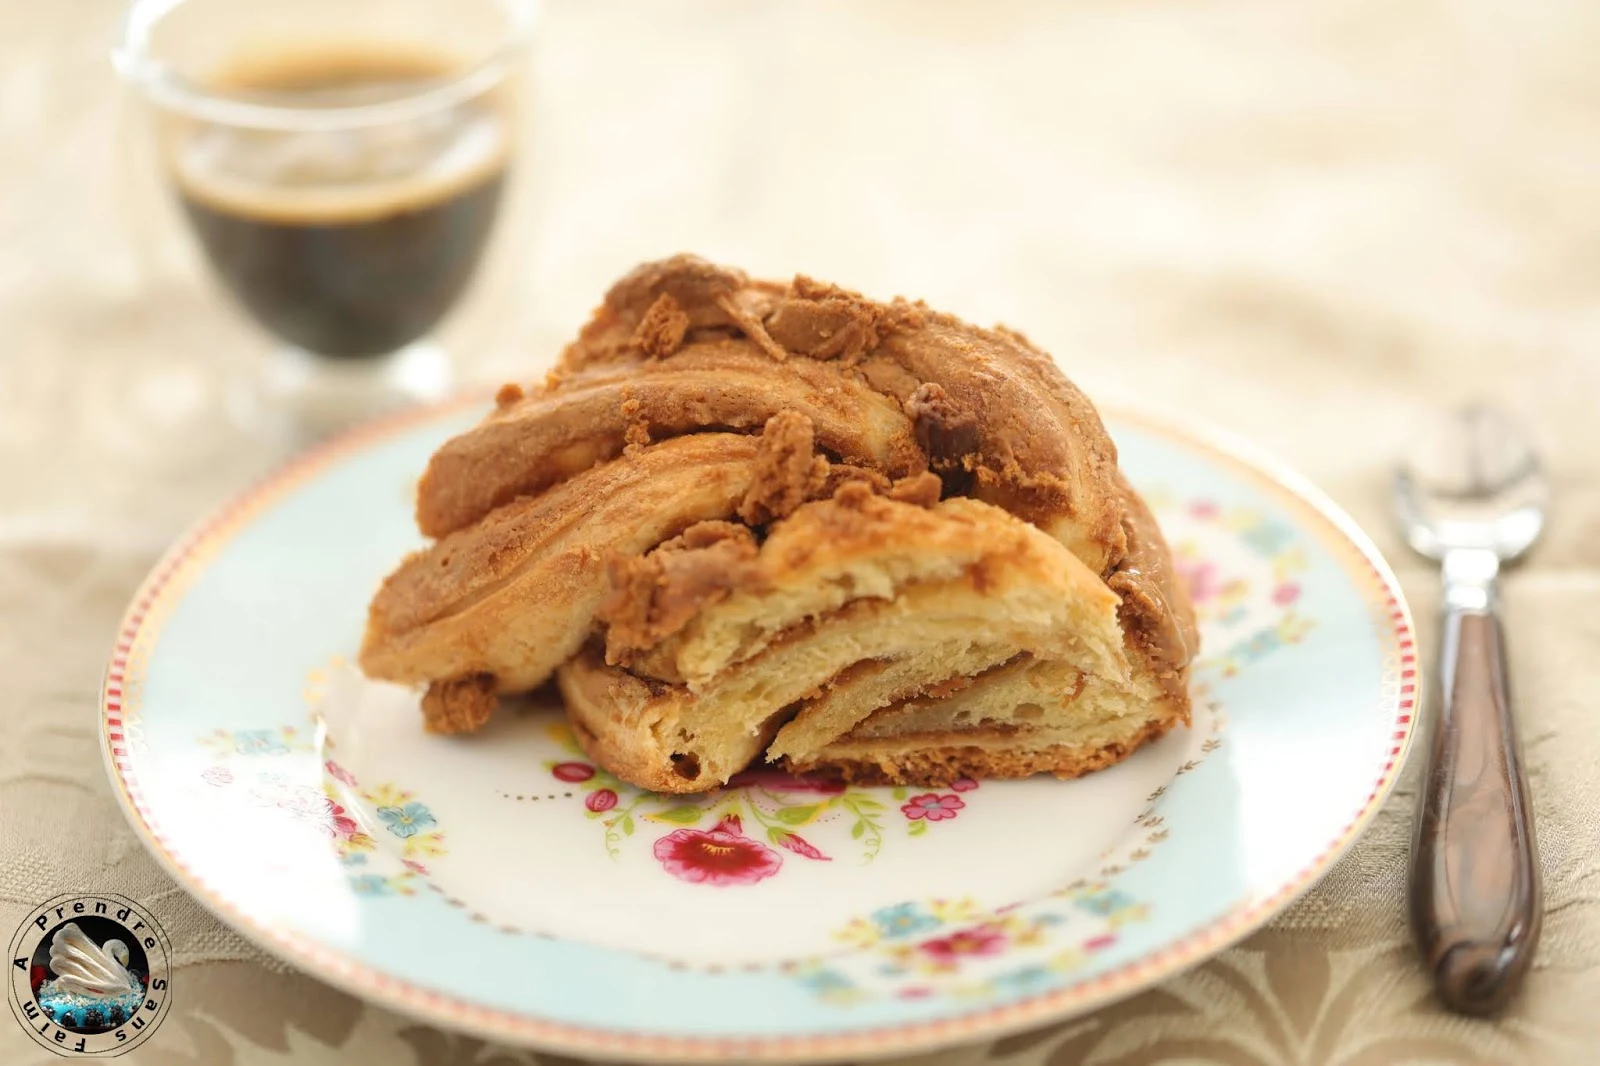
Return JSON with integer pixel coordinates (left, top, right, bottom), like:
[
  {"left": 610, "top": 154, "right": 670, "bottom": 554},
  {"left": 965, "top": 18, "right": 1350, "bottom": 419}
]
[{"left": 1393, "top": 402, "right": 1546, "bottom": 1014}]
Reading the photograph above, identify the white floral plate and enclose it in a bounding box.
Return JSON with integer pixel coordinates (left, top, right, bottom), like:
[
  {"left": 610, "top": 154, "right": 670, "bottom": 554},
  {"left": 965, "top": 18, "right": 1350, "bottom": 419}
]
[{"left": 101, "top": 398, "right": 1417, "bottom": 1062}]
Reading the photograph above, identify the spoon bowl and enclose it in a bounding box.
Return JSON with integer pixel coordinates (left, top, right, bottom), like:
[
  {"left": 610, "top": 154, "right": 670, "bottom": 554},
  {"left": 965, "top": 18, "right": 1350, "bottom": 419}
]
[{"left": 1393, "top": 403, "right": 1548, "bottom": 563}]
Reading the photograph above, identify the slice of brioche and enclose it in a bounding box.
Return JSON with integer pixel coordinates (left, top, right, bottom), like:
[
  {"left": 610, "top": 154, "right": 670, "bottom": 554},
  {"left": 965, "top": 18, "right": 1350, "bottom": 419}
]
[{"left": 559, "top": 491, "right": 1129, "bottom": 792}]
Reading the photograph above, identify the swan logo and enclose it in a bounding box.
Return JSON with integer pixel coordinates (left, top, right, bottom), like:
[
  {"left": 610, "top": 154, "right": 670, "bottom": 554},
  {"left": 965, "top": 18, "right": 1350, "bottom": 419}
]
[{"left": 8, "top": 894, "right": 172, "bottom": 1056}]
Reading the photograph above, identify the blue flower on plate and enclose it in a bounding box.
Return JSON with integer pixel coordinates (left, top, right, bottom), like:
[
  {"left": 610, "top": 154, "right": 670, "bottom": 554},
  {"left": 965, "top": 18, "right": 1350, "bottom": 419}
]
[
  {"left": 377, "top": 802, "right": 436, "bottom": 838},
  {"left": 871, "top": 902, "right": 939, "bottom": 940},
  {"left": 992, "top": 966, "right": 1056, "bottom": 993},
  {"left": 1241, "top": 630, "right": 1284, "bottom": 660},
  {"left": 1241, "top": 521, "right": 1294, "bottom": 557},
  {"left": 349, "top": 874, "right": 391, "bottom": 896},
  {"left": 1076, "top": 890, "right": 1136, "bottom": 916},
  {"left": 234, "top": 729, "right": 288, "bottom": 756},
  {"left": 799, "top": 968, "right": 855, "bottom": 994}
]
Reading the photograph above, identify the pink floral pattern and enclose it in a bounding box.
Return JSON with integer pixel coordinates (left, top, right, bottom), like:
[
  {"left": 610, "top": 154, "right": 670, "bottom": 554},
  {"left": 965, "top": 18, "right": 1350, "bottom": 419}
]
[
  {"left": 653, "top": 815, "right": 783, "bottom": 886},
  {"left": 795, "top": 885, "right": 1152, "bottom": 1003},
  {"left": 1167, "top": 495, "right": 1317, "bottom": 676},
  {"left": 552, "top": 762, "right": 595, "bottom": 783},
  {"left": 902, "top": 794, "right": 964, "bottom": 822},
  {"left": 328, "top": 802, "right": 360, "bottom": 842},
  {"left": 541, "top": 723, "right": 976, "bottom": 880},
  {"left": 919, "top": 924, "right": 1008, "bottom": 964},
  {"left": 774, "top": 831, "right": 830, "bottom": 861}
]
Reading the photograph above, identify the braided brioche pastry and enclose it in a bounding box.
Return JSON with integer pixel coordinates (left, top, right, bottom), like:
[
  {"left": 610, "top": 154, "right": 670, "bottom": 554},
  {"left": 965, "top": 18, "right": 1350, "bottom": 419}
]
[{"left": 359, "top": 254, "right": 1197, "bottom": 792}]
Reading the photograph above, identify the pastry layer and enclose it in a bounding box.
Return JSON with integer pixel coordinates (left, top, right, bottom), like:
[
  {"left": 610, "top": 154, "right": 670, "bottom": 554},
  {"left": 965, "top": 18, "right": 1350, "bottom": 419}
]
[
  {"left": 606, "top": 490, "right": 1127, "bottom": 691},
  {"left": 414, "top": 345, "right": 925, "bottom": 539},
  {"left": 558, "top": 492, "right": 1132, "bottom": 792},
  {"left": 361, "top": 433, "right": 764, "bottom": 701},
  {"left": 789, "top": 712, "right": 1185, "bottom": 788}
]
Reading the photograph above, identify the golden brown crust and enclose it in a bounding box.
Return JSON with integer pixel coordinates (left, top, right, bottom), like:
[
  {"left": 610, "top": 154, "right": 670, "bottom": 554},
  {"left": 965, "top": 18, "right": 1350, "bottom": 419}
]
[
  {"left": 564, "top": 254, "right": 753, "bottom": 369},
  {"left": 360, "top": 433, "right": 766, "bottom": 693},
  {"left": 372, "top": 434, "right": 754, "bottom": 637},
  {"left": 415, "top": 253, "right": 1127, "bottom": 575},
  {"left": 861, "top": 308, "right": 1127, "bottom": 574},
  {"left": 414, "top": 345, "right": 923, "bottom": 538}
]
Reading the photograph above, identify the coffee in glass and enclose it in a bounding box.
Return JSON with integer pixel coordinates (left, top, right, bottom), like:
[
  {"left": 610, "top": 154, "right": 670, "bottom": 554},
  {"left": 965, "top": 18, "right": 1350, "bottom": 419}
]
[
  {"left": 171, "top": 46, "right": 511, "bottom": 359},
  {"left": 115, "top": 0, "right": 535, "bottom": 437}
]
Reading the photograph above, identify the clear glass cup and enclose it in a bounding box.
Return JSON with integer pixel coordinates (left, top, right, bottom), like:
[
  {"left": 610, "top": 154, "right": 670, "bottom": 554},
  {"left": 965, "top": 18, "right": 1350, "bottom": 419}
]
[{"left": 112, "top": 0, "right": 537, "bottom": 443}]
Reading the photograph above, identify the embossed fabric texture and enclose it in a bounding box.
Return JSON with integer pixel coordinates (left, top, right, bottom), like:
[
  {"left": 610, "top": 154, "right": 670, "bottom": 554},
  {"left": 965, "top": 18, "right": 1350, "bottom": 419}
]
[{"left": 3, "top": 0, "right": 1599, "bottom": 1063}]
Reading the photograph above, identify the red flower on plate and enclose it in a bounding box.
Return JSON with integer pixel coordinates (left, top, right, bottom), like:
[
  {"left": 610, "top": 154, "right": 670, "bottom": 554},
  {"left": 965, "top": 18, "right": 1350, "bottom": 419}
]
[
  {"left": 1272, "top": 582, "right": 1301, "bottom": 606},
  {"left": 774, "top": 831, "right": 830, "bottom": 861},
  {"left": 325, "top": 759, "right": 357, "bottom": 787},
  {"left": 552, "top": 762, "right": 595, "bottom": 783},
  {"left": 653, "top": 814, "right": 782, "bottom": 886},
  {"left": 949, "top": 776, "right": 978, "bottom": 793},
  {"left": 919, "top": 924, "right": 1007, "bottom": 963},
  {"left": 328, "top": 802, "right": 360, "bottom": 842},
  {"left": 586, "top": 788, "right": 619, "bottom": 813}
]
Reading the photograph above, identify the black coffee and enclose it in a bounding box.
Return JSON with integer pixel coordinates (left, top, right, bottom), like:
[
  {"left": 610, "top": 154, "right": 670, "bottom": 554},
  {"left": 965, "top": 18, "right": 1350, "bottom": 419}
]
[{"left": 172, "top": 49, "right": 510, "bottom": 359}]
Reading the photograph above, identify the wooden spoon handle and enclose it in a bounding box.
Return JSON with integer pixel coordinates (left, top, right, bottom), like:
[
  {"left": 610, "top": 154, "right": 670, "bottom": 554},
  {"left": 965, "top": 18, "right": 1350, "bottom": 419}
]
[{"left": 1409, "top": 604, "right": 1542, "bottom": 1014}]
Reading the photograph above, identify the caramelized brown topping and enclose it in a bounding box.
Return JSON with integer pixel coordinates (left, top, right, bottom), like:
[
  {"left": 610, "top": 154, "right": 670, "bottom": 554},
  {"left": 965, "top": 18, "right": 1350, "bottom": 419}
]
[
  {"left": 630, "top": 292, "right": 690, "bottom": 358},
  {"left": 421, "top": 674, "right": 498, "bottom": 734},
  {"left": 887, "top": 471, "right": 944, "bottom": 508},
  {"left": 599, "top": 521, "right": 761, "bottom": 663},
  {"left": 905, "top": 381, "right": 980, "bottom": 462},
  {"left": 764, "top": 276, "right": 886, "bottom": 363},
  {"left": 738, "top": 412, "right": 829, "bottom": 525}
]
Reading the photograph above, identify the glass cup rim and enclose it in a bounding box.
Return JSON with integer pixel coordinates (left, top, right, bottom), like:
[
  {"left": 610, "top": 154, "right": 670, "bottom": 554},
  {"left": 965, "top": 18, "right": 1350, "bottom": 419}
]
[{"left": 111, "top": 0, "right": 539, "bottom": 130}]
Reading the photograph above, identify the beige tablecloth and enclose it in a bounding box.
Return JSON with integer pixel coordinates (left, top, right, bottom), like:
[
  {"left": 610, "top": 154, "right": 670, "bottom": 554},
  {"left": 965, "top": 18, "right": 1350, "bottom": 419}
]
[{"left": 4, "top": 1, "right": 1600, "bottom": 1063}]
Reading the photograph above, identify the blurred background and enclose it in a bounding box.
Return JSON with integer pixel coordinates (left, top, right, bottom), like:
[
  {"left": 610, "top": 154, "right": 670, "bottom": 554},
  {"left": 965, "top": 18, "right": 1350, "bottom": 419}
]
[
  {"left": 3, "top": 2, "right": 1600, "bottom": 1062},
  {"left": 5, "top": 0, "right": 1598, "bottom": 556}
]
